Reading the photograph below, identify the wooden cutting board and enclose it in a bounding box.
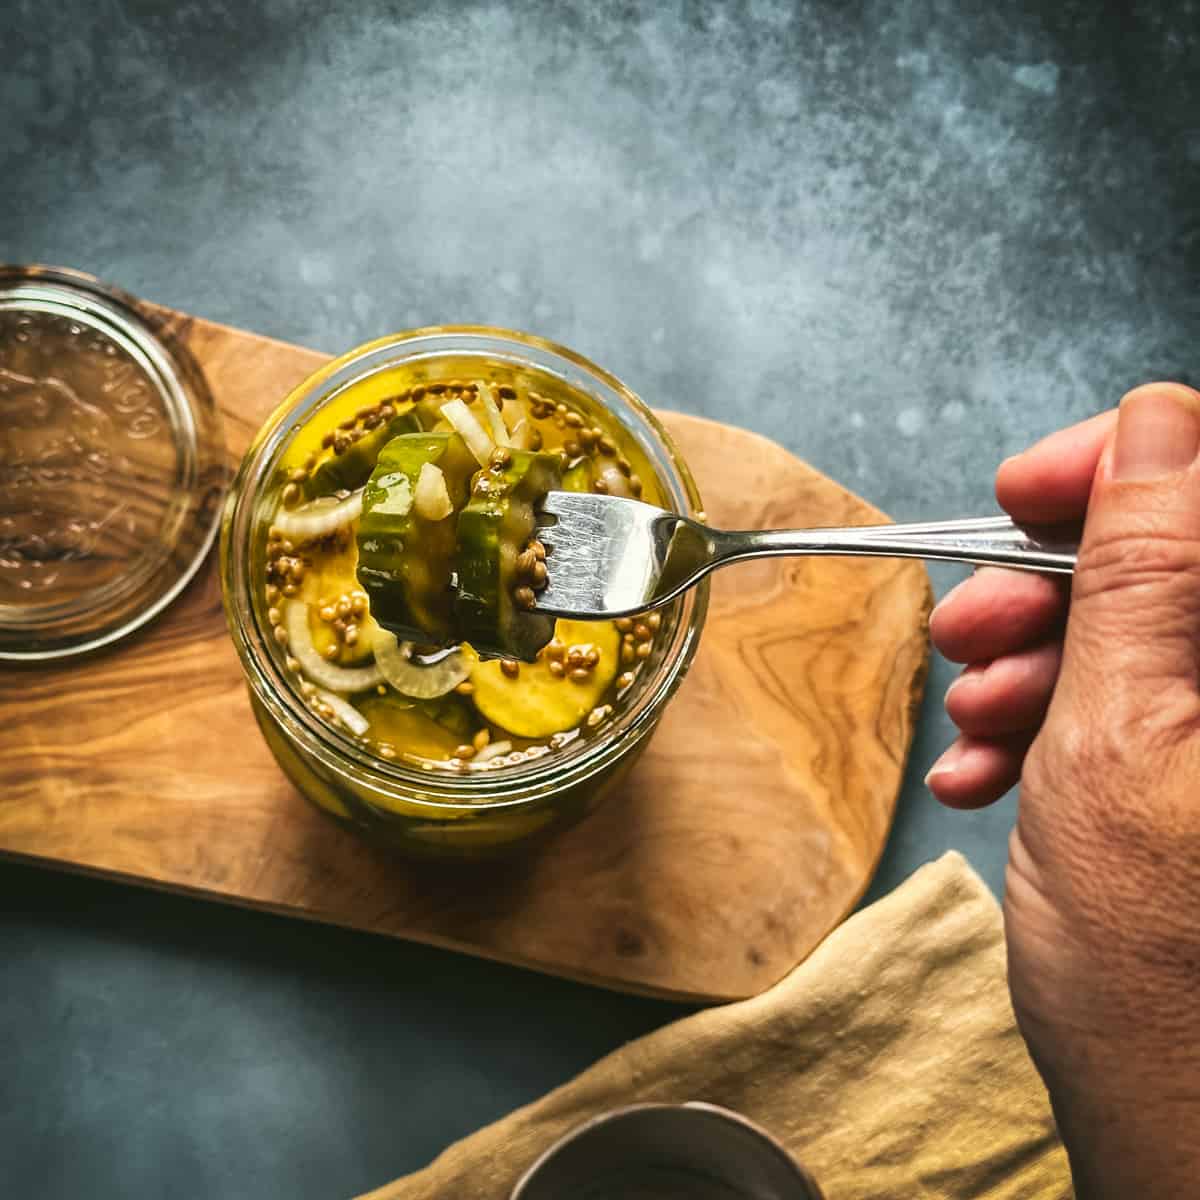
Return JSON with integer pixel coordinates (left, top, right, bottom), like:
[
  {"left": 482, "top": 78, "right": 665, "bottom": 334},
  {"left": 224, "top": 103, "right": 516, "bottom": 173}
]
[{"left": 0, "top": 302, "right": 931, "bottom": 1002}]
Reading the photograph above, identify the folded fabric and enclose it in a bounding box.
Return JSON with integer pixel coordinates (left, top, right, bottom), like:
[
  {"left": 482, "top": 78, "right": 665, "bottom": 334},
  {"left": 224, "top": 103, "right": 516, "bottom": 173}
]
[{"left": 359, "top": 851, "right": 1072, "bottom": 1200}]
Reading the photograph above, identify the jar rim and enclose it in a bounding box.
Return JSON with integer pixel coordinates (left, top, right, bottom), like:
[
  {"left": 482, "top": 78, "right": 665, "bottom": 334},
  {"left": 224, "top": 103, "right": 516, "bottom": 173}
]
[{"left": 220, "top": 326, "right": 709, "bottom": 813}]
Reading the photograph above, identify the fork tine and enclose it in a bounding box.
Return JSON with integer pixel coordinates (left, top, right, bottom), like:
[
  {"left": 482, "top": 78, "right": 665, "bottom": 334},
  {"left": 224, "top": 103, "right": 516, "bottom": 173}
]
[
  {"left": 537, "top": 491, "right": 601, "bottom": 520},
  {"left": 533, "top": 491, "right": 672, "bottom": 618}
]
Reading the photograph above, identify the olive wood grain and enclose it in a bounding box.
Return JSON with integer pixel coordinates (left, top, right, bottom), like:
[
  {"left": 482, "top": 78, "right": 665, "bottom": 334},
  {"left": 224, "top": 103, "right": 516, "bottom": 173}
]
[{"left": 0, "top": 305, "right": 932, "bottom": 1002}]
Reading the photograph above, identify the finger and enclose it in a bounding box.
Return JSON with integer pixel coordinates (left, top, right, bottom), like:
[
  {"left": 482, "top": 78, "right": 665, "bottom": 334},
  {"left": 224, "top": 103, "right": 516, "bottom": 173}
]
[
  {"left": 996, "top": 409, "right": 1117, "bottom": 525},
  {"left": 924, "top": 734, "right": 1031, "bottom": 809},
  {"left": 930, "top": 567, "right": 1067, "bottom": 664},
  {"left": 944, "top": 641, "right": 1063, "bottom": 738},
  {"left": 1056, "top": 382, "right": 1200, "bottom": 701}
]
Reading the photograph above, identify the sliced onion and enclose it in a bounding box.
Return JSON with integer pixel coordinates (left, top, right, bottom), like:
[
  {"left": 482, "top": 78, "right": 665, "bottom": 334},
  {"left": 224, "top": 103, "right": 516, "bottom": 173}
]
[
  {"left": 285, "top": 601, "right": 384, "bottom": 693},
  {"left": 476, "top": 381, "right": 511, "bottom": 446},
  {"left": 414, "top": 462, "right": 453, "bottom": 520},
  {"left": 500, "top": 397, "right": 525, "bottom": 434},
  {"left": 374, "top": 629, "right": 471, "bottom": 699},
  {"left": 506, "top": 418, "right": 534, "bottom": 450},
  {"left": 441, "top": 398, "right": 494, "bottom": 466},
  {"left": 273, "top": 489, "right": 363, "bottom": 541},
  {"left": 473, "top": 740, "right": 513, "bottom": 763},
  {"left": 314, "top": 688, "right": 369, "bottom": 736}
]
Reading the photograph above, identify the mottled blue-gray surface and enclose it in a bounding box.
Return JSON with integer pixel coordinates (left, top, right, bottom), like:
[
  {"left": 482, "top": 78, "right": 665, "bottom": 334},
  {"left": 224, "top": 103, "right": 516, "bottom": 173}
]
[{"left": 3, "top": 1, "right": 1198, "bottom": 1196}]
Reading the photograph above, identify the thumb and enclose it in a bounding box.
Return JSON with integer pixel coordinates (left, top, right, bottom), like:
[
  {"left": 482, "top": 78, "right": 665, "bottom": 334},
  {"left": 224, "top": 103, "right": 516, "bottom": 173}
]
[{"left": 1058, "top": 382, "right": 1200, "bottom": 701}]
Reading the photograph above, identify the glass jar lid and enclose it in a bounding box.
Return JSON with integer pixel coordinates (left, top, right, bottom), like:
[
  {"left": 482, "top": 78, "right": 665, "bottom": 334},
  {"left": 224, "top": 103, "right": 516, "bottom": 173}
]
[{"left": 0, "top": 265, "right": 228, "bottom": 661}]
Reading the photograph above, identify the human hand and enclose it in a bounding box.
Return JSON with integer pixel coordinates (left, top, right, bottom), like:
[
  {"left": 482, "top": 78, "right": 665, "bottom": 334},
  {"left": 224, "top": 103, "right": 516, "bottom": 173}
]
[{"left": 927, "top": 383, "right": 1200, "bottom": 1198}]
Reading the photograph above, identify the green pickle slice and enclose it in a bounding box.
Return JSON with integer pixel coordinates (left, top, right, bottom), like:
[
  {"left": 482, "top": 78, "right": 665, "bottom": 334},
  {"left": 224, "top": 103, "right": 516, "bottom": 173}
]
[
  {"left": 304, "top": 406, "right": 423, "bottom": 498},
  {"left": 356, "top": 432, "right": 477, "bottom": 643},
  {"left": 455, "top": 449, "right": 562, "bottom": 661}
]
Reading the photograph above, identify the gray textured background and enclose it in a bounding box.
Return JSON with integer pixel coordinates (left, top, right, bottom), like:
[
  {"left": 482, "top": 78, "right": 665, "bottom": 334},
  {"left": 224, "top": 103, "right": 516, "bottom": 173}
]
[{"left": 3, "top": 1, "right": 1198, "bottom": 1196}]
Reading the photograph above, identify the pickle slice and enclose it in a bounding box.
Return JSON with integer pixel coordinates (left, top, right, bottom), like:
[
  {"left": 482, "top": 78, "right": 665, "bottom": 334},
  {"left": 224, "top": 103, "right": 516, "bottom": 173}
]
[
  {"left": 454, "top": 450, "right": 562, "bottom": 661},
  {"left": 356, "top": 694, "right": 467, "bottom": 762},
  {"left": 304, "top": 406, "right": 422, "bottom": 499},
  {"left": 469, "top": 619, "right": 621, "bottom": 738},
  {"left": 299, "top": 535, "right": 379, "bottom": 665},
  {"left": 356, "top": 432, "right": 477, "bottom": 643}
]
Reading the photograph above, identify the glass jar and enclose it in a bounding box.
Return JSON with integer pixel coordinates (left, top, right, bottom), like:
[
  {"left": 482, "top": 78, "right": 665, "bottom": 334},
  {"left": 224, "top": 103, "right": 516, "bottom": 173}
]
[{"left": 220, "top": 328, "right": 708, "bottom": 856}]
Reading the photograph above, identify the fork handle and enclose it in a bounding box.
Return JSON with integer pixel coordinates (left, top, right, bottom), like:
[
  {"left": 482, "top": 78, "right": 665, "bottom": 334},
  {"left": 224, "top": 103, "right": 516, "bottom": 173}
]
[{"left": 713, "top": 515, "right": 1077, "bottom": 574}]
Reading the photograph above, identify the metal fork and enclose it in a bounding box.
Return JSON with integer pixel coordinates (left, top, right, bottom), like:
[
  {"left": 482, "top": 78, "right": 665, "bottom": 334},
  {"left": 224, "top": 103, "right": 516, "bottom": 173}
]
[{"left": 534, "top": 492, "right": 1078, "bottom": 620}]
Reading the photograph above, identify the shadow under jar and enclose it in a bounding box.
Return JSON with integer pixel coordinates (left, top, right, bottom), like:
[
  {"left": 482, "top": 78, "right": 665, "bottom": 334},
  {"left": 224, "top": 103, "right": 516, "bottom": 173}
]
[{"left": 221, "top": 328, "right": 708, "bottom": 857}]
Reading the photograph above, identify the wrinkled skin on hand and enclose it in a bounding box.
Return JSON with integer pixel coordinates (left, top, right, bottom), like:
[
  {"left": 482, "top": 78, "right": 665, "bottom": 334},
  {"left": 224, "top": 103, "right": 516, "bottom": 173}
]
[{"left": 927, "top": 384, "right": 1200, "bottom": 1198}]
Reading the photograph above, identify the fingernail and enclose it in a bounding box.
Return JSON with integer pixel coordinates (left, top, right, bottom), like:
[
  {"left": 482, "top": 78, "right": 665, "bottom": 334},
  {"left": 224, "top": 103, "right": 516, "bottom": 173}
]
[
  {"left": 1113, "top": 386, "right": 1200, "bottom": 482},
  {"left": 925, "top": 741, "right": 964, "bottom": 786}
]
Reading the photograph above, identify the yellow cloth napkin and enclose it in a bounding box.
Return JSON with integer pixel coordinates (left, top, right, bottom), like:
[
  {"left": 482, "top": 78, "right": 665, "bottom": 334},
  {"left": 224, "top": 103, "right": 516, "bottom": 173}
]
[{"left": 358, "top": 852, "right": 1072, "bottom": 1200}]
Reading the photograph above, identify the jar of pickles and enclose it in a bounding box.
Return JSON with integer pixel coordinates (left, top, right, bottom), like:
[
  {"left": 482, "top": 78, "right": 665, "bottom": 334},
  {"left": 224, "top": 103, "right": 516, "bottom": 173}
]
[{"left": 220, "top": 327, "right": 708, "bottom": 856}]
